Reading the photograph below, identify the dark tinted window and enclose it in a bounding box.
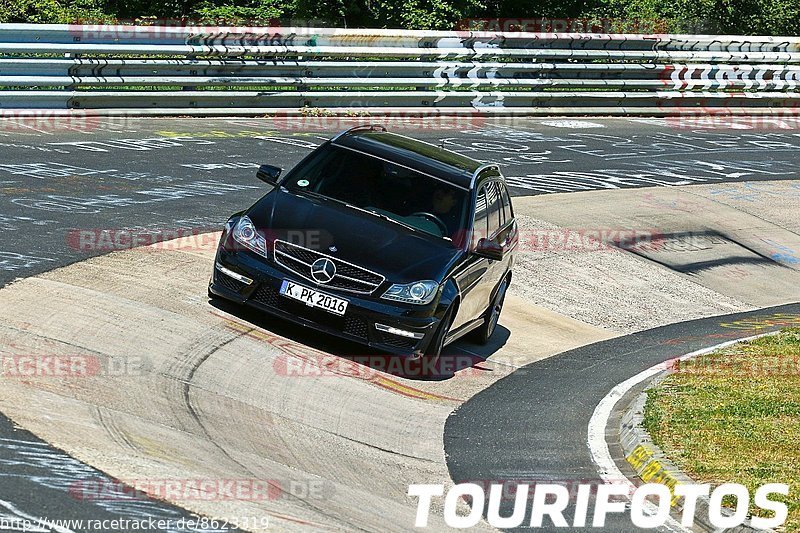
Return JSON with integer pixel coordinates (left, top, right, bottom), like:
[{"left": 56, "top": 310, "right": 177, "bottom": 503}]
[
  {"left": 283, "top": 144, "right": 467, "bottom": 240},
  {"left": 486, "top": 182, "right": 502, "bottom": 237},
  {"left": 500, "top": 183, "right": 513, "bottom": 224},
  {"left": 473, "top": 186, "right": 488, "bottom": 242},
  {"left": 497, "top": 184, "right": 506, "bottom": 227}
]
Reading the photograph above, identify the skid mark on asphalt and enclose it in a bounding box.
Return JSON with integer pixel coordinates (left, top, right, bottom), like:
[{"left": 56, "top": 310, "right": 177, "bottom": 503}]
[{"left": 212, "top": 310, "right": 464, "bottom": 403}]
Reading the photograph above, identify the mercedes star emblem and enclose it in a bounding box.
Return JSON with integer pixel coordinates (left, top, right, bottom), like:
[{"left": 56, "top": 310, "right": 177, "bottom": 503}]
[{"left": 310, "top": 258, "right": 336, "bottom": 284}]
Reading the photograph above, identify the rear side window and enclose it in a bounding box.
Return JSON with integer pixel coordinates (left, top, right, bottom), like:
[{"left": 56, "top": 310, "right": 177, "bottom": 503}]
[
  {"left": 497, "top": 184, "right": 506, "bottom": 227},
  {"left": 473, "top": 186, "right": 488, "bottom": 242},
  {"left": 500, "top": 183, "right": 513, "bottom": 223},
  {"left": 486, "top": 182, "right": 502, "bottom": 237}
]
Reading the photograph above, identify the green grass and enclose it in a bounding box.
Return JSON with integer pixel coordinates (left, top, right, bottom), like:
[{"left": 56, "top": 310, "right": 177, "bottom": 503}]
[{"left": 644, "top": 328, "right": 800, "bottom": 530}]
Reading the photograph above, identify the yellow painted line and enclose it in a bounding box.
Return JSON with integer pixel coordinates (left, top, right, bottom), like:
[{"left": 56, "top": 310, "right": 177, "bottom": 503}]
[
  {"left": 626, "top": 444, "right": 681, "bottom": 506},
  {"left": 720, "top": 312, "right": 800, "bottom": 330}
]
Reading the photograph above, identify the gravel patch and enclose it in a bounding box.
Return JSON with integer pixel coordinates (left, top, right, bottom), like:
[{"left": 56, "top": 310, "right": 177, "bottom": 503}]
[{"left": 509, "top": 215, "right": 752, "bottom": 334}]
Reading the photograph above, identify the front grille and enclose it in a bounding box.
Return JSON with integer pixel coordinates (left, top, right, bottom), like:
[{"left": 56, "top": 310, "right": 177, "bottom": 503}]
[
  {"left": 344, "top": 315, "right": 369, "bottom": 339},
  {"left": 252, "top": 284, "right": 280, "bottom": 307},
  {"left": 273, "top": 240, "right": 384, "bottom": 295},
  {"left": 218, "top": 273, "right": 245, "bottom": 293},
  {"left": 377, "top": 331, "right": 420, "bottom": 351},
  {"left": 250, "top": 284, "right": 369, "bottom": 340}
]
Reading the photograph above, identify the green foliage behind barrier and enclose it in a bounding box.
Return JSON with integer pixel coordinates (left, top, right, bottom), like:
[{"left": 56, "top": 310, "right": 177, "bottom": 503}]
[
  {"left": 0, "top": 0, "right": 798, "bottom": 35},
  {"left": 0, "top": 0, "right": 113, "bottom": 23},
  {"left": 589, "top": 0, "right": 800, "bottom": 35}
]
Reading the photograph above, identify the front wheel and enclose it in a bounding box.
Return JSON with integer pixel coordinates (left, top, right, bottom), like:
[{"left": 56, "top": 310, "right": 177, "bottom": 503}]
[
  {"left": 409, "top": 305, "right": 455, "bottom": 379},
  {"left": 473, "top": 278, "right": 508, "bottom": 345}
]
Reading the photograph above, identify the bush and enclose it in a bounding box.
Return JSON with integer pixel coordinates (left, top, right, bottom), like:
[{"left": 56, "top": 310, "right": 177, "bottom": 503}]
[
  {"left": 0, "top": 0, "right": 112, "bottom": 23},
  {"left": 589, "top": 0, "right": 800, "bottom": 35},
  {"left": 193, "top": 0, "right": 288, "bottom": 24},
  {"left": 0, "top": 0, "right": 797, "bottom": 35}
]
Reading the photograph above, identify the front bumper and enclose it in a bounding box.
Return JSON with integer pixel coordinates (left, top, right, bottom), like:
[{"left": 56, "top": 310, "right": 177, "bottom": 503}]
[{"left": 209, "top": 248, "right": 440, "bottom": 356}]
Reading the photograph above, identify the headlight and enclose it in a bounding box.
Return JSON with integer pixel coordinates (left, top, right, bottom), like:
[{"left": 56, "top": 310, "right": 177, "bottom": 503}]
[
  {"left": 232, "top": 216, "right": 268, "bottom": 258},
  {"left": 381, "top": 280, "right": 439, "bottom": 305}
]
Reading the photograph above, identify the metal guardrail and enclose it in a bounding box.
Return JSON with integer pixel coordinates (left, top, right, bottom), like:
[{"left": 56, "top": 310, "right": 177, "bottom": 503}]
[{"left": 0, "top": 24, "right": 799, "bottom": 115}]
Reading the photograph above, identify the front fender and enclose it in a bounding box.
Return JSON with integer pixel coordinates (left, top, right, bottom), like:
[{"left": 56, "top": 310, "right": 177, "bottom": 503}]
[{"left": 437, "top": 279, "right": 460, "bottom": 317}]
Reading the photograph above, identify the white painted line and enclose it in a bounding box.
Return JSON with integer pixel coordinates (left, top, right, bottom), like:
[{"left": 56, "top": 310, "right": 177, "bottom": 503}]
[
  {"left": 0, "top": 499, "right": 75, "bottom": 533},
  {"left": 540, "top": 120, "right": 606, "bottom": 128},
  {"left": 586, "top": 331, "right": 777, "bottom": 532}
]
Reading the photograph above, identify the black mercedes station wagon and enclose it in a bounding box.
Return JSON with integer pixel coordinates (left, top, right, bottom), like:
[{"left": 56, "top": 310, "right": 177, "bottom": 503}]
[{"left": 209, "top": 125, "right": 518, "bottom": 370}]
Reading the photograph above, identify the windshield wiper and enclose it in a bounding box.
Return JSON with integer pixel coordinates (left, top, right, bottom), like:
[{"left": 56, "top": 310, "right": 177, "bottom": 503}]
[
  {"left": 351, "top": 205, "right": 422, "bottom": 234},
  {"left": 291, "top": 187, "right": 356, "bottom": 210}
]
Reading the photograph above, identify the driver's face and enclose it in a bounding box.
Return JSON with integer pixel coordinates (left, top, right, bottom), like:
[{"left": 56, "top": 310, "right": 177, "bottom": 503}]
[{"left": 433, "top": 190, "right": 457, "bottom": 214}]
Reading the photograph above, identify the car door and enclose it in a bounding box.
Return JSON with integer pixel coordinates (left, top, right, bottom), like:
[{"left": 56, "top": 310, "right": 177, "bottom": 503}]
[
  {"left": 450, "top": 184, "right": 492, "bottom": 331},
  {"left": 495, "top": 182, "right": 518, "bottom": 273},
  {"left": 482, "top": 181, "right": 507, "bottom": 293}
]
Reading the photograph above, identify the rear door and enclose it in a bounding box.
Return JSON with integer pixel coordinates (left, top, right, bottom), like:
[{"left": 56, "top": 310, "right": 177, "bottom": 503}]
[
  {"left": 483, "top": 182, "right": 507, "bottom": 292},
  {"left": 450, "top": 184, "right": 492, "bottom": 330},
  {"left": 496, "top": 182, "right": 518, "bottom": 269}
]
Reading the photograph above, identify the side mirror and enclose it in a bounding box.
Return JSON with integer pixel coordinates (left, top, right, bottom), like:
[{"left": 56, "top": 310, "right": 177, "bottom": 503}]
[
  {"left": 474, "top": 238, "right": 504, "bottom": 261},
  {"left": 256, "top": 164, "right": 282, "bottom": 185}
]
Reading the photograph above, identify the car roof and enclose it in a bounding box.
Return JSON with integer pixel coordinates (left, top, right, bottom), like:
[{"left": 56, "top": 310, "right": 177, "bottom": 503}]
[{"left": 330, "top": 126, "right": 490, "bottom": 189}]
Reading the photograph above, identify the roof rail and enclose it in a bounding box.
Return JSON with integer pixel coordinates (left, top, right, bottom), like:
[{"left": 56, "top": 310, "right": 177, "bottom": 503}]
[
  {"left": 332, "top": 124, "right": 387, "bottom": 141},
  {"left": 470, "top": 163, "right": 500, "bottom": 187}
]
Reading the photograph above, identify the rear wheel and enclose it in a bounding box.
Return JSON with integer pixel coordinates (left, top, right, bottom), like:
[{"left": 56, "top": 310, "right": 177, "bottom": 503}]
[{"left": 473, "top": 278, "right": 508, "bottom": 345}]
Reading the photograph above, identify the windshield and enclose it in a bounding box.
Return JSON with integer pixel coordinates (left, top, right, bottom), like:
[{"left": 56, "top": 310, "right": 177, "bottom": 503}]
[{"left": 282, "top": 144, "right": 468, "bottom": 240}]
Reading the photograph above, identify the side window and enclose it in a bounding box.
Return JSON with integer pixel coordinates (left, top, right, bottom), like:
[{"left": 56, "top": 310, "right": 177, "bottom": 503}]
[
  {"left": 486, "top": 182, "right": 502, "bottom": 237},
  {"left": 500, "top": 183, "right": 513, "bottom": 223},
  {"left": 473, "top": 186, "right": 489, "bottom": 243},
  {"left": 497, "top": 184, "right": 506, "bottom": 227}
]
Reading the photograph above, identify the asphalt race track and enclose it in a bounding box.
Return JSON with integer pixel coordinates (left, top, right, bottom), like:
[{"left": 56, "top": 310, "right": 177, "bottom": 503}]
[
  {"left": 0, "top": 417, "right": 237, "bottom": 533},
  {"left": 3, "top": 116, "right": 800, "bottom": 285},
  {"left": 445, "top": 303, "right": 800, "bottom": 530},
  {"left": 1, "top": 116, "right": 800, "bottom": 531}
]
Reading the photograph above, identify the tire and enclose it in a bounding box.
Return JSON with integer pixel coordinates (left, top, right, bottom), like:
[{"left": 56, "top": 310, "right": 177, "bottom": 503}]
[
  {"left": 412, "top": 304, "right": 456, "bottom": 378},
  {"left": 473, "top": 277, "right": 508, "bottom": 345}
]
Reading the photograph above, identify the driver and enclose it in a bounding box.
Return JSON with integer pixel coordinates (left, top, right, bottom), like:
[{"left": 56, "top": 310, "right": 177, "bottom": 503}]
[{"left": 429, "top": 187, "right": 460, "bottom": 237}]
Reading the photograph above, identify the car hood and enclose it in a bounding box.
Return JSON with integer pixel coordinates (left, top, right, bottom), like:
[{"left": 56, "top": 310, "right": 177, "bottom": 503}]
[{"left": 246, "top": 189, "right": 463, "bottom": 283}]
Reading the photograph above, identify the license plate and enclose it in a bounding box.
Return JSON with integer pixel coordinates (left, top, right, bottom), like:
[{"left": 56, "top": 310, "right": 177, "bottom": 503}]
[{"left": 279, "top": 280, "right": 349, "bottom": 316}]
